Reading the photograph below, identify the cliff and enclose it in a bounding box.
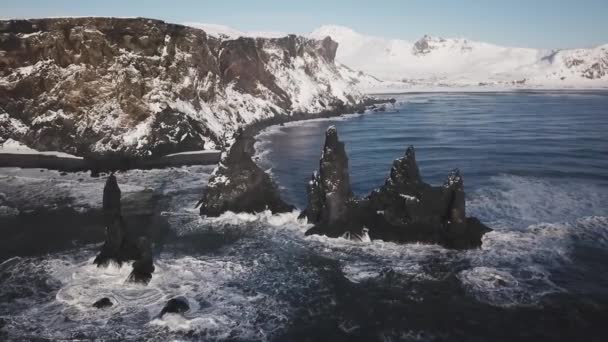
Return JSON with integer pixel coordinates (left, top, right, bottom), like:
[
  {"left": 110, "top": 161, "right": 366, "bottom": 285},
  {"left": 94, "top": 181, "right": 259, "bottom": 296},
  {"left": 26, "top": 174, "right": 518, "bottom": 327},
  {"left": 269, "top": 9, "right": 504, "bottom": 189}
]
[{"left": 0, "top": 17, "right": 362, "bottom": 158}]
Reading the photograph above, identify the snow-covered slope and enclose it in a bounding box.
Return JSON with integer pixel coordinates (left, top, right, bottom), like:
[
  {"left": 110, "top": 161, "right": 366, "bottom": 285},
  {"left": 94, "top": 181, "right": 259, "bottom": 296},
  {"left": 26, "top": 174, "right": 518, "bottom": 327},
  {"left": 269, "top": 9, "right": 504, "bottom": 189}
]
[
  {"left": 0, "top": 18, "right": 363, "bottom": 157},
  {"left": 183, "top": 22, "right": 286, "bottom": 40},
  {"left": 310, "top": 25, "right": 608, "bottom": 91}
]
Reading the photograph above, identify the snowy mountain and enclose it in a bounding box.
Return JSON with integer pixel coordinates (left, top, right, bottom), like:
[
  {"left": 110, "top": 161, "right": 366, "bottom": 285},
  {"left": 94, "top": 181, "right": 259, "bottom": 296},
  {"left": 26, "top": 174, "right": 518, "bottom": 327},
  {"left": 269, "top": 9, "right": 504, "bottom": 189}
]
[
  {"left": 310, "top": 25, "right": 608, "bottom": 91},
  {"left": 0, "top": 18, "right": 364, "bottom": 157},
  {"left": 183, "top": 22, "right": 287, "bottom": 40}
]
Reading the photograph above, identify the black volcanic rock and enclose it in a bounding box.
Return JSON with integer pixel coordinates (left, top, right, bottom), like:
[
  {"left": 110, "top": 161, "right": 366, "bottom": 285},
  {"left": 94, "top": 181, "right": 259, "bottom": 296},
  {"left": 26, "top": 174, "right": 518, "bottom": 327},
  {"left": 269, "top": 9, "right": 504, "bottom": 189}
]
[
  {"left": 94, "top": 174, "right": 130, "bottom": 266},
  {"left": 93, "top": 297, "right": 113, "bottom": 309},
  {"left": 94, "top": 174, "right": 156, "bottom": 280},
  {"left": 126, "top": 237, "right": 155, "bottom": 285},
  {"left": 302, "top": 126, "right": 355, "bottom": 236},
  {"left": 303, "top": 127, "right": 491, "bottom": 249},
  {"left": 160, "top": 297, "right": 190, "bottom": 317},
  {"left": 199, "top": 130, "right": 294, "bottom": 217}
]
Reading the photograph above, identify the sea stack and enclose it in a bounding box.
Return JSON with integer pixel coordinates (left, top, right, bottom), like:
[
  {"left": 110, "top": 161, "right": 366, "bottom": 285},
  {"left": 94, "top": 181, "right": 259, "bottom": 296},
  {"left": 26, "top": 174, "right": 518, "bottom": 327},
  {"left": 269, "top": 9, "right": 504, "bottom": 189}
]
[
  {"left": 303, "top": 126, "right": 491, "bottom": 249},
  {"left": 302, "top": 126, "right": 360, "bottom": 237},
  {"left": 94, "top": 173, "right": 155, "bottom": 283},
  {"left": 94, "top": 173, "right": 131, "bottom": 266},
  {"left": 199, "top": 129, "right": 295, "bottom": 216}
]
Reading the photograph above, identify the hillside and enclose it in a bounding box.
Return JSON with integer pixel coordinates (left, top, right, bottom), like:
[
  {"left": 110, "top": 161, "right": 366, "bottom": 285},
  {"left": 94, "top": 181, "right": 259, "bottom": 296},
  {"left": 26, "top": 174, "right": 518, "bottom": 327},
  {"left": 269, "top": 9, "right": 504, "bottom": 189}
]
[
  {"left": 0, "top": 18, "right": 363, "bottom": 157},
  {"left": 310, "top": 25, "right": 608, "bottom": 90}
]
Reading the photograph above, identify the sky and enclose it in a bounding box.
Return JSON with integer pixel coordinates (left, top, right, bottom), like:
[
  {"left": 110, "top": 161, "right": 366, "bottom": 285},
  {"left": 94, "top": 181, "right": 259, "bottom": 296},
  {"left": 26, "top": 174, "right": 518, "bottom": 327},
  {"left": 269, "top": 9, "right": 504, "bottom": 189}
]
[{"left": 1, "top": 0, "right": 607, "bottom": 49}]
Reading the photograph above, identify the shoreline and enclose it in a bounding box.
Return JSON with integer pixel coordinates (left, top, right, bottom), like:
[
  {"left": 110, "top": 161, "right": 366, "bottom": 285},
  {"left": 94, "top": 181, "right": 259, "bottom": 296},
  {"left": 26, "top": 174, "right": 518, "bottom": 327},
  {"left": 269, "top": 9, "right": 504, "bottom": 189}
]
[
  {"left": 239, "top": 97, "right": 392, "bottom": 156},
  {"left": 0, "top": 97, "right": 390, "bottom": 174},
  {"left": 367, "top": 87, "right": 608, "bottom": 96},
  {"left": 0, "top": 150, "right": 221, "bottom": 173}
]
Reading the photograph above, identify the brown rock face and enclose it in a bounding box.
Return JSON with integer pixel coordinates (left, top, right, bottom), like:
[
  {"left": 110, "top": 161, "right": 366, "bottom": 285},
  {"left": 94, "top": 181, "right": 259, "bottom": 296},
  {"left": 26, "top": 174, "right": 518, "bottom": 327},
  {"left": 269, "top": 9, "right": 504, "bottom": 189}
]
[{"left": 0, "top": 17, "right": 359, "bottom": 157}]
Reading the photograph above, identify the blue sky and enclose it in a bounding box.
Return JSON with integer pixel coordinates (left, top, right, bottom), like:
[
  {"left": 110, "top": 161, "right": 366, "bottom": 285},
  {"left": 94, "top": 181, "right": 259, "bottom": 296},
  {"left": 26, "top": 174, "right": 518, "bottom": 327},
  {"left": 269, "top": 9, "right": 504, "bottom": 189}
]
[{"left": 1, "top": 0, "right": 606, "bottom": 49}]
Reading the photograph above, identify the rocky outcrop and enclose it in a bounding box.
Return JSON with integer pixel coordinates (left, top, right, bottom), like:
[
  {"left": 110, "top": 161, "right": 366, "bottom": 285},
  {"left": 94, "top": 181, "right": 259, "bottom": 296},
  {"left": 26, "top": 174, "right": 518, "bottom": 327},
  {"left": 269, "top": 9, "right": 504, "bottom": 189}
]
[
  {"left": 303, "top": 127, "right": 491, "bottom": 249},
  {"left": 0, "top": 17, "right": 363, "bottom": 157},
  {"left": 301, "top": 126, "right": 354, "bottom": 236},
  {"left": 199, "top": 130, "right": 294, "bottom": 216},
  {"left": 126, "top": 237, "right": 155, "bottom": 284},
  {"left": 94, "top": 173, "right": 155, "bottom": 283},
  {"left": 159, "top": 297, "right": 190, "bottom": 317},
  {"left": 93, "top": 297, "right": 113, "bottom": 309},
  {"left": 94, "top": 174, "right": 134, "bottom": 265}
]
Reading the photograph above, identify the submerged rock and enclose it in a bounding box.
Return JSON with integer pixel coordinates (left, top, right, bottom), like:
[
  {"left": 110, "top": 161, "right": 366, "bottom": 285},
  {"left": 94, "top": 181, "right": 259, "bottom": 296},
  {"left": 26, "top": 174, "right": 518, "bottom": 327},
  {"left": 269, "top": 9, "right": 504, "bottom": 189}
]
[
  {"left": 199, "top": 130, "right": 295, "bottom": 217},
  {"left": 160, "top": 297, "right": 190, "bottom": 317},
  {"left": 93, "top": 297, "right": 113, "bottom": 309},
  {"left": 303, "top": 127, "right": 491, "bottom": 249}
]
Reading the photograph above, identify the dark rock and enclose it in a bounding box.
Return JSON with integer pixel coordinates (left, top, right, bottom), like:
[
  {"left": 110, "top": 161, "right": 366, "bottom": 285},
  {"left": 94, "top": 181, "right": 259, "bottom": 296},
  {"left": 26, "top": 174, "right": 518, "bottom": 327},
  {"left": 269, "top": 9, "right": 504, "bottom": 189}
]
[
  {"left": 302, "top": 126, "right": 353, "bottom": 236},
  {"left": 94, "top": 173, "right": 155, "bottom": 281},
  {"left": 199, "top": 130, "right": 295, "bottom": 217},
  {"left": 93, "top": 297, "right": 113, "bottom": 309},
  {"left": 126, "top": 237, "right": 155, "bottom": 285},
  {"left": 303, "top": 127, "right": 491, "bottom": 249},
  {"left": 94, "top": 173, "right": 129, "bottom": 266},
  {"left": 160, "top": 296, "right": 190, "bottom": 317}
]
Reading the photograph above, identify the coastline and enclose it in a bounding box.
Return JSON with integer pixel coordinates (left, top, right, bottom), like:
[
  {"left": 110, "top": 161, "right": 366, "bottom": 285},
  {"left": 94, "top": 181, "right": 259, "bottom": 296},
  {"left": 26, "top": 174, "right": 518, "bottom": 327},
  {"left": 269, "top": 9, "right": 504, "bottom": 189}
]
[
  {"left": 0, "top": 150, "right": 221, "bottom": 173},
  {"left": 367, "top": 87, "right": 608, "bottom": 96},
  {"left": 239, "top": 97, "right": 392, "bottom": 156},
  {"left": 0, "top": 98, "right": 387, "bottom": 173}
]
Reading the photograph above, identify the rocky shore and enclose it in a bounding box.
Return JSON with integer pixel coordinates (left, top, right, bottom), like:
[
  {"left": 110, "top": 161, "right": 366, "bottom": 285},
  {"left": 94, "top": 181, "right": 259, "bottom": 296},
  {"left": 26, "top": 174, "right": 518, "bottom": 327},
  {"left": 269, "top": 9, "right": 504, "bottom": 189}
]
[
  {"left": 0, "top": 149, "right": 221, "bottom": 173},
  {"left": 198, "top": 108, "right": 491, "bottom": 249},
  {"left": 302, "top": 127, "right": 491, "bottom": 249},
  {"left": 198, "top": 98, "right": 390, "bottom": 216}
]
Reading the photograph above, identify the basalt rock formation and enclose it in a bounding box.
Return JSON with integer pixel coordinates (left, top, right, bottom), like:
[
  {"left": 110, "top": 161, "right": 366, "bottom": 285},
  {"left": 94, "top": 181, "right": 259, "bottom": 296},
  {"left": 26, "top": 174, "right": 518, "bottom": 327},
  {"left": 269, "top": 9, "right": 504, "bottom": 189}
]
[
  {"left": 199, "top": 130, "right": 294, "bottom": 216},
  {"left": 301, "top": 126, "right": 355, "bottom": 236},
  {"left": 0, "top": 17, "right": 363, "bottom": 158},
  {"left": 94, "top": 173, "right": 155, "bottom": 283},
  {"left": 303, "top": 127, "right": 491, "bottom": 249},
  {"left": 92, "top": 297, "right": 113, "bottom": 309},
  {"left": 159, "top": 297, "right": 190, "bottom": 318}
]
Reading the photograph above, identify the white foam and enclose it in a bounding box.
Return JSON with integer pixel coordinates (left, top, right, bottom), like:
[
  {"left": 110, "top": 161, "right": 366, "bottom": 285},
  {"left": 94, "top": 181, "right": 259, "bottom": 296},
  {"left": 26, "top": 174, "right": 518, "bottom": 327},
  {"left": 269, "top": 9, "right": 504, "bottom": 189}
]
[
  {"left": 458, "top": 266, "right": 562, "bottom": 307},
  {"left": 468, "top": 174, "right": 608, "bottom": 228},
  {"left": 458, "top": 174, "right": 608, "bottom": 306},
  {"left": 0, "top": 138, "right": 82, "bottom": 159}
]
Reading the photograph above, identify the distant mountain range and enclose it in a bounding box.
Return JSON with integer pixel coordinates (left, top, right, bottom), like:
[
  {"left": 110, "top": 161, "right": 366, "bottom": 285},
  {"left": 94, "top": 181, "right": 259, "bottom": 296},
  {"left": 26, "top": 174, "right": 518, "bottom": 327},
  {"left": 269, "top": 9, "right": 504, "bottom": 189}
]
[
  {"left": 1, "top": 18, "right": 606, "bottom": 157},
  {"left": 310, "top": 25, "right": 608, "bottom": 91},
  {"left": 188, "top": 22, "right": 607, "bottom": 91}
]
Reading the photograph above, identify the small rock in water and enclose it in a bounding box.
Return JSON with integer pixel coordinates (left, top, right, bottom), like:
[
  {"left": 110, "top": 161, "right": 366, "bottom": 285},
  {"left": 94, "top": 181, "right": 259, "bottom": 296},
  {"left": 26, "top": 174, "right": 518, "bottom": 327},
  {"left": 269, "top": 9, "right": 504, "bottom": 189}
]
[
  {"left": 93, "top": 297, "right": 113, "bottom": 309},
  {"left": 160, "top": 297, "right": 190, "bottom": 317},
  {"left": 126, "top": 237, "right": 155, "bottom": 285}
]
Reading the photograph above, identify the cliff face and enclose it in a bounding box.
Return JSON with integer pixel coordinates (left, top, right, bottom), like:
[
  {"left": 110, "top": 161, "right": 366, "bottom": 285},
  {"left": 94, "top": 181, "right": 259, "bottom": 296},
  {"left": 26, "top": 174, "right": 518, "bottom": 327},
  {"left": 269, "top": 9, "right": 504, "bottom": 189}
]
[{"left": 0, "top": 17, "right": 361, "bottom": 157}]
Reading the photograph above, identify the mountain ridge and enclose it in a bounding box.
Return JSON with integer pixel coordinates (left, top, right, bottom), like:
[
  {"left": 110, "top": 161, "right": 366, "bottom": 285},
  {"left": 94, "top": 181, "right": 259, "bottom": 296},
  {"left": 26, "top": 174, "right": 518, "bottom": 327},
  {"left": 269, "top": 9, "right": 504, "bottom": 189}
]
[{"left": 310, "top": 25, "right": 608, "bottom": 90}]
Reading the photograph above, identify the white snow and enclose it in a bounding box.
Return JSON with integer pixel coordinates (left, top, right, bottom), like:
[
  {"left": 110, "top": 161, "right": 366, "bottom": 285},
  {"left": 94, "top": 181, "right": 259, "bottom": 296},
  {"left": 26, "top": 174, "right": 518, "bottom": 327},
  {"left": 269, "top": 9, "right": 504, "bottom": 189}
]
[
  {"left": 400, "top": 194, "right": 420, "bottom": 202},
  {"left": 0, "top": 139, "right": 82, "bottom": 159},
  {"left": 164, "top": 150, "right": 221, "bottom": 157},
  {"left": 183, "top": 22, "right": 287, "bottom": 40},
  {"left": 309, "top": 25, "right": 608, "bottom": 91}
]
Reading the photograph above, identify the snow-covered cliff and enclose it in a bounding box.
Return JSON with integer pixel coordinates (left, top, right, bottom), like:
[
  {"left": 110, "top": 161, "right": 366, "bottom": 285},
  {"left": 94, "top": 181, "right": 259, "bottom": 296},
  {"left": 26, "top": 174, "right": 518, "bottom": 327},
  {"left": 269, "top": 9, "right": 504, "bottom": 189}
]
[{"left": 0, "top": 18, "right": 363, "bottom": 157}]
